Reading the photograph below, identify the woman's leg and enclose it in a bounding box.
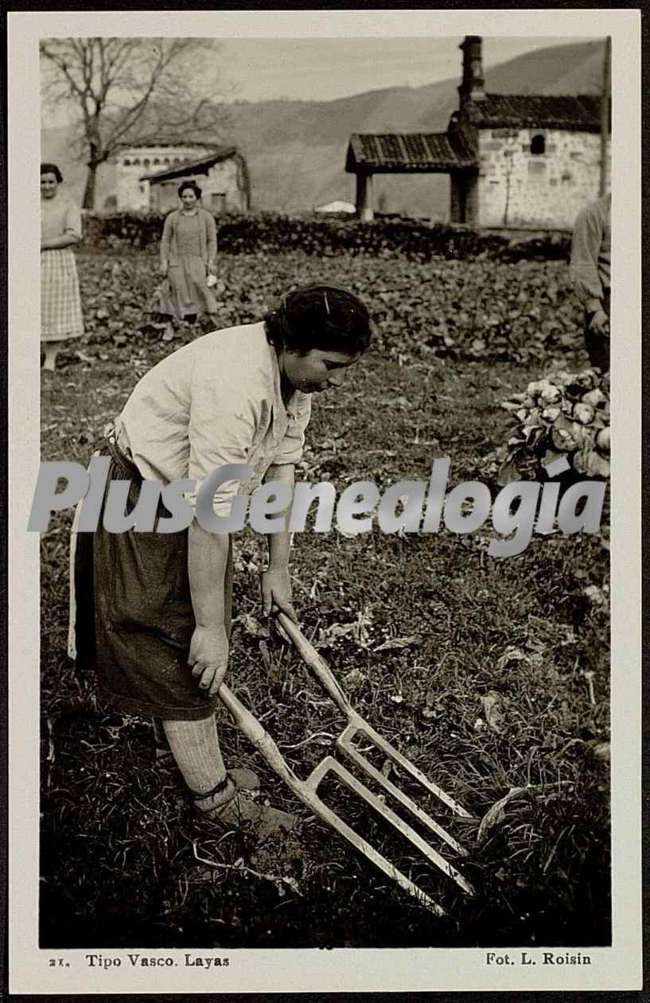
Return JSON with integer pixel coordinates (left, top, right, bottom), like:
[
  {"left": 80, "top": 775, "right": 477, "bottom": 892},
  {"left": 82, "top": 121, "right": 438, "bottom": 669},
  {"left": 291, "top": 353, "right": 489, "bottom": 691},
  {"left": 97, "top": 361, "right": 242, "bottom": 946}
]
[
  {"left": 42, "top": 341, "right": 59, "bottom": 371},
  {"left": 162, "top": 320, "right": 176, "bottom": 342},
  {"left": 162, "top": 716, "right": 234, "bottom": 812},
  {"left": 162, "top": 716, "right": 294, "bottom": 832}
]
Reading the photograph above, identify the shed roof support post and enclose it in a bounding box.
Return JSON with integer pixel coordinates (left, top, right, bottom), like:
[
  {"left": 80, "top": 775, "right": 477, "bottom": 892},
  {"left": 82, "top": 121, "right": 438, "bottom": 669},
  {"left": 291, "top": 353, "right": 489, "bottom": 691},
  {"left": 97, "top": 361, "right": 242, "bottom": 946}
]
[
  {"left": 356, "top": 171, "right": 374, "bottom": 222},
  {"left": 465, "top": 172, "right": 479, "bottom": 227},
  {"left": 450, "top": 173, "right": 463, "bottom": 223}
]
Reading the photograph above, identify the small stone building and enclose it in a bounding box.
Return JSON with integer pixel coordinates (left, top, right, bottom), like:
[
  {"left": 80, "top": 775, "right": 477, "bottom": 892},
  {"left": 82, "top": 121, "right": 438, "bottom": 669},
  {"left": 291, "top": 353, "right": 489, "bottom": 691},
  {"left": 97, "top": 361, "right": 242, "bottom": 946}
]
[
  {"left": 115, "top": 144, "right": 215, "bottom": 211},
  {"left": 142, "top": 148, "right": 250, "bottom": 214},
  {"left": 346, "top": 36, "right": 610, "bottom": 229}
]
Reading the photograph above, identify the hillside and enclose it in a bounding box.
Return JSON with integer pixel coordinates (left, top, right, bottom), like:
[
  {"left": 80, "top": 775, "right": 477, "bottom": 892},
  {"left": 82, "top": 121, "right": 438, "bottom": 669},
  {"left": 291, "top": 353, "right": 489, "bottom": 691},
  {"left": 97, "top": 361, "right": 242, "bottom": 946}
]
[{"left": 41, "top": 39, "right": 605, "bottom": 217}]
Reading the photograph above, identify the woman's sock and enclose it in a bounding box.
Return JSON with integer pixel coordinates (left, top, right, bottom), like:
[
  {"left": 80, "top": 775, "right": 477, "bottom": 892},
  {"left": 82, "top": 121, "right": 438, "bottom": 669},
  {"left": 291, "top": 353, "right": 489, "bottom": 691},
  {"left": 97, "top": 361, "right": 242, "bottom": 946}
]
[{"left": 162, "top": 716, "right": 232, "bottom": 811}]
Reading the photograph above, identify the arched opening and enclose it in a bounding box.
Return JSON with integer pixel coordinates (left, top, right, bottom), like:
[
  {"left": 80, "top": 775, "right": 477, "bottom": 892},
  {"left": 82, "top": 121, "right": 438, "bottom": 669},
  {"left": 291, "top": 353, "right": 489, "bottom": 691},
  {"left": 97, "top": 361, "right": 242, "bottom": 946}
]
[
  {"left": 530, "top": 134, "right": 546, "bottom": 155},
  {"left": 123, "top": 158, "right": 131, "bottom": 166}
]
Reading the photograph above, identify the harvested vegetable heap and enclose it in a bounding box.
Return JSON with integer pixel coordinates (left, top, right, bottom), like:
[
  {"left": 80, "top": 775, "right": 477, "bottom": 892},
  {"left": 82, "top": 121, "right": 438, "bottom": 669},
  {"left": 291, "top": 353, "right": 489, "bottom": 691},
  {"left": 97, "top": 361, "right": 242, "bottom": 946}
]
[{"left": 500, "top": 370, "right": 610, "bottom": 483}]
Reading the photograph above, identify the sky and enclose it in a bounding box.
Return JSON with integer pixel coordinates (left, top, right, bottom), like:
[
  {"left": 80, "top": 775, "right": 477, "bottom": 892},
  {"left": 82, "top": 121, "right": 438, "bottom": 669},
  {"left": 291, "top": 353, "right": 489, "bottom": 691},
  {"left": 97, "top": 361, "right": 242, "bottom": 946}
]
[
  {"left": 214, "top": 36, "right": 595, "bottom": 103},
  {"left": 43, "top": 36, "right": 598, "bottom": 127}
]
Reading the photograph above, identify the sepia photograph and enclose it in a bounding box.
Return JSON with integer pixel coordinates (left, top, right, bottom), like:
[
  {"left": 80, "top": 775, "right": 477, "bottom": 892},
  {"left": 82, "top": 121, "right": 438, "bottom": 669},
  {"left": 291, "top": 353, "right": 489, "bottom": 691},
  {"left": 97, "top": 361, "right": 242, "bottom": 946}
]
[{"left": 7, "top": 8, "right": 642, "bottom": 995}]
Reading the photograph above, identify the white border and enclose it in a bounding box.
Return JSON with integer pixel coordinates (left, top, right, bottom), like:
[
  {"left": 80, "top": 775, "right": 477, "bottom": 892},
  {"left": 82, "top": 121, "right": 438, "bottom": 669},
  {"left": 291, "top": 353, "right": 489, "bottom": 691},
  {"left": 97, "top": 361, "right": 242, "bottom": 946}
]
[{"left": 8, "top": 8, "right": 642, "bottom": 993}]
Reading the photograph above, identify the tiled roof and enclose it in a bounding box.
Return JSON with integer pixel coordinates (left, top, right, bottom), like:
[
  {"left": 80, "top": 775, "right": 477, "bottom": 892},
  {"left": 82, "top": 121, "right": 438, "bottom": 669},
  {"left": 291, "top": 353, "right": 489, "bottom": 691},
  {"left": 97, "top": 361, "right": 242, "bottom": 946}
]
[
  {"left": 118, "top": 141, "right": 216, "bottom": 151},
  {"left": 346, "top": 132, "right": 477, "bottom": 173},
  {"left": 141, "top": 147, "right": 238, "bottom": 182},
  {"left": 464, "top": 94, "right": 602, "bottom": 132}
]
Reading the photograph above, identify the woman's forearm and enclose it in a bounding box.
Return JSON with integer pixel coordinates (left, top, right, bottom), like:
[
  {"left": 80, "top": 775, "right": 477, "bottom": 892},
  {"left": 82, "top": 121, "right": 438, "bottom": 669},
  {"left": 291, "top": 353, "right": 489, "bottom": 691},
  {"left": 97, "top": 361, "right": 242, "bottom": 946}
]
[
  {"left": 265, "top": 463, "right": 294, "bottom": 569},
  {"left": 188, "top": 522, "right": 230, "bottom": 627},
  {"left": 206, "top": 214, "right": 218, "bottom": 270},
  {"left": 42, "top": 233, "right": 80, "bottom": 250}
]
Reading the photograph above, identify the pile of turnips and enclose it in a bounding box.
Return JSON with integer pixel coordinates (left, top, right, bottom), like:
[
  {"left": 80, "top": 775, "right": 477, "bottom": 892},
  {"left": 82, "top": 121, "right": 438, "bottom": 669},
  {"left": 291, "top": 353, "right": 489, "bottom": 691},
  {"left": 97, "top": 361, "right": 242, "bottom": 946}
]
[{"left": 499, "top": 369, "right": 610, "bottom": 483}]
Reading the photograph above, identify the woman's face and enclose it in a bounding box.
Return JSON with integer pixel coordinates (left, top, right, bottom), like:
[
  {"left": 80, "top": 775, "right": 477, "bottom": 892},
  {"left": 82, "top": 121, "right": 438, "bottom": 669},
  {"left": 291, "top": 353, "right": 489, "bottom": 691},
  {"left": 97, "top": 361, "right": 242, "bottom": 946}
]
[
  {"left": 41, "top": 173, "right": 59, "bottom": 199},
  {"left": 281, "top": 348, "right": 361, "bottom": 394},
  {"left": 180, "top": 188, "right": 199, "bottom": 209}
]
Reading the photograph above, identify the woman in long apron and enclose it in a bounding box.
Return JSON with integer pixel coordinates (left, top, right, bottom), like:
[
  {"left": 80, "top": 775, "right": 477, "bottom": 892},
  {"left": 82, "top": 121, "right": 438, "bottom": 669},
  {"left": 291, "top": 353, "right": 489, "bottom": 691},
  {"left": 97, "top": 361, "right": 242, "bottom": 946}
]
[
  {"left": 41, "top": 163, "right": 84, "bottom": 371},
  {"left": 151, "top": 181, "right": 219, "bottom": 340}
]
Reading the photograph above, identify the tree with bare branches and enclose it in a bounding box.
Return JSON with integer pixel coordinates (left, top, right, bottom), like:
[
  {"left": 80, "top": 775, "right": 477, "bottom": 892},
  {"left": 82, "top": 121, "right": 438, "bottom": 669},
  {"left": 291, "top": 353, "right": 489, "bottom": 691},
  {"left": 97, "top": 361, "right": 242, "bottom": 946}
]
[{"left": 40, "top": 37, "right": 232, "bottom": 208}]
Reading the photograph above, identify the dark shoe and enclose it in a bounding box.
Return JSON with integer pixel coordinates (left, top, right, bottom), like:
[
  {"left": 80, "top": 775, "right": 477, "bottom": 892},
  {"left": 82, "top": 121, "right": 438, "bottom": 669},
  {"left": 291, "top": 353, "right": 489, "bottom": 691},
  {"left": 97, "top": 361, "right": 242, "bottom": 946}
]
[
  {"left": 228, "top": 767, "right": 261, "bottom": 792},
  {"left": 210, "top": 791, "right": 297, "bottom": 838},
  {"left": 192, "top": 776, "right": 297, "bottom": 838}
]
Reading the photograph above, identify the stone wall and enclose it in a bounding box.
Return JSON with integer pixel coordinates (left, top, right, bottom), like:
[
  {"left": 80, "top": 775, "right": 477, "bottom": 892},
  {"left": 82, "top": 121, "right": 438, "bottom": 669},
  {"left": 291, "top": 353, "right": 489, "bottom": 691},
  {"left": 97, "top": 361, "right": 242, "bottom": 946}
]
[{"left": 477, "top": 128, "right": 611, "bottom": 230}]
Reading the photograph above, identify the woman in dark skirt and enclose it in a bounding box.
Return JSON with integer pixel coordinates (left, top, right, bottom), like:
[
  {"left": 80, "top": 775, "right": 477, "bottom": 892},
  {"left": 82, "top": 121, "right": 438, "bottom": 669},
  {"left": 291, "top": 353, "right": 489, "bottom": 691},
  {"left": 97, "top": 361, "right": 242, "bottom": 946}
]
[{"left": 73, "top": 285, "right": 372, "bottom": 833}]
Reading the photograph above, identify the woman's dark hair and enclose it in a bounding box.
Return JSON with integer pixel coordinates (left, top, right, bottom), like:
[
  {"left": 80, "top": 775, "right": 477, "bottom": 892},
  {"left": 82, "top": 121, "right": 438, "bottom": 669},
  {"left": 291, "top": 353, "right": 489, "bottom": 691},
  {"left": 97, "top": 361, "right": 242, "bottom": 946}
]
[
  {"left": 41, "top": 163, "right": 63, "bottom": 183},
  {"left": 178, "top": 181, "right": 202, "bottom": 198},
  {"left": 265, "top": 285, "right": 372, "bottom": 356}
]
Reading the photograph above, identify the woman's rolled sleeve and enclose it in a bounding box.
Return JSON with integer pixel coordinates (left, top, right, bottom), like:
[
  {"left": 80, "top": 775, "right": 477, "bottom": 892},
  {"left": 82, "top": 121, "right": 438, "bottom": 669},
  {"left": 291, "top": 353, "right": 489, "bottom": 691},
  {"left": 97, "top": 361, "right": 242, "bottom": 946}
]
[{"left": 273, "top": 394, "right": 311, "bottom": 466}]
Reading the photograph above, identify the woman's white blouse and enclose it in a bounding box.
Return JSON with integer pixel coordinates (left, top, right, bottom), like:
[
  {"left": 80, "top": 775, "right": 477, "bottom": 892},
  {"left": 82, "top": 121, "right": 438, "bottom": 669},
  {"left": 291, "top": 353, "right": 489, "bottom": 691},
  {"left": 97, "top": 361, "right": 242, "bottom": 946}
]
[
  {"left": 115, "top": 322, "right": 312, "bottom": 517},
  {"left": 41, "top": 191, "right": 82, "bottom": 242}
]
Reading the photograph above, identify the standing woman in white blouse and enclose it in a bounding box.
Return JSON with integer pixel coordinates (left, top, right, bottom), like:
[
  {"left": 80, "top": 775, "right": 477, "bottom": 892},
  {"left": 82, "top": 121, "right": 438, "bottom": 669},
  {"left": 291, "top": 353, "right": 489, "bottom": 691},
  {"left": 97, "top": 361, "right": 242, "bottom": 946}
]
[{"left": 40, "top": 163, "right": 84, "bottom": 371}]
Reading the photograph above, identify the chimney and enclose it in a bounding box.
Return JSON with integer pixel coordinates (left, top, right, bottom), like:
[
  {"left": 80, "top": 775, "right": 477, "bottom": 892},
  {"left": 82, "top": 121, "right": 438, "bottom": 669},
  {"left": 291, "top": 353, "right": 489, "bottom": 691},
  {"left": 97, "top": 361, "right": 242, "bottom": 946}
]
[{"left": 458, "top": 35, "right": 485, "bottom": 106}]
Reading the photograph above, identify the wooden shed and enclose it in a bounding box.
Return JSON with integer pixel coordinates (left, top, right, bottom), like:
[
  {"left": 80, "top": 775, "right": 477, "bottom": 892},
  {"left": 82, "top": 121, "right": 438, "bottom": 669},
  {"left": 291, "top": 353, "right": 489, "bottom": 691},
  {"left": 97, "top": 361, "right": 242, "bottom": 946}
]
[{"left": 345, "top": 36, "right": 609, "bottom": 229}]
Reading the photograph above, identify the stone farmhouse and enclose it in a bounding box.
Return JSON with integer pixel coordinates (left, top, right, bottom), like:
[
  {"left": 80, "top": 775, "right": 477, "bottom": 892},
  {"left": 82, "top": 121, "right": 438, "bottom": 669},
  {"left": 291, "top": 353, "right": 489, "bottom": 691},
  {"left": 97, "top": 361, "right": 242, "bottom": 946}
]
[
  {"left": 114, "top": 144, "right": 250, "bottom": 214},
  {"left": 346, "top": 36, "right": 610, "bottom": 229}
]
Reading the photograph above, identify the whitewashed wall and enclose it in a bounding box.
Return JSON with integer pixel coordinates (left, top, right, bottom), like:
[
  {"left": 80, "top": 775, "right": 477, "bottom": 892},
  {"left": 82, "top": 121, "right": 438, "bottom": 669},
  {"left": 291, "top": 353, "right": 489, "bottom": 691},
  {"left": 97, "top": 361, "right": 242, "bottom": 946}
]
[
  {"left": 477, "top": 128, "right": 611, "bottom": 229},
  {"left": 115, "top": 146, "right": 209, "bottom": 211}
]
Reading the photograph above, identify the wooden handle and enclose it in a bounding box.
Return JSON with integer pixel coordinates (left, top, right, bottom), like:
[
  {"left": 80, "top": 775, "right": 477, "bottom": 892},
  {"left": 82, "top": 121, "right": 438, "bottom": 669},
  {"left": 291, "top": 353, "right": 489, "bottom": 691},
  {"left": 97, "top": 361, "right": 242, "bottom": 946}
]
[
  {"left": 219, "top": 683, "right": 304, "bottom": 788},
  {"left": 277, "top": 613, "right": 354, "bottom": 716}
]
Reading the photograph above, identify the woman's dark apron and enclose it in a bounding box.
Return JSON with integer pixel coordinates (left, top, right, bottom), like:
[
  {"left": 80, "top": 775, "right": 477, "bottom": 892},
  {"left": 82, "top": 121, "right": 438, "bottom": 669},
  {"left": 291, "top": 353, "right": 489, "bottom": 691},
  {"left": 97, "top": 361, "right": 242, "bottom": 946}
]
[
  {"left": 584, "top": 287, "right": 610, "bottom": 373},
  {"left": 71, "top": 438, "right": 233, "bottom": 721}
]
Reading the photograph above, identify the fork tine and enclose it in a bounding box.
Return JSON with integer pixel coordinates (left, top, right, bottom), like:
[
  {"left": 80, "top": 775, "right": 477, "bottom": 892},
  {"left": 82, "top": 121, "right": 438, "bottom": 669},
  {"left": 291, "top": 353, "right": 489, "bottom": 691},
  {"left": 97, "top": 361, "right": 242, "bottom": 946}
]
[
  {"left": 312, "top": 757, "right": 475, "bottom": 897},
  {"left": 339, "top": 739, "right": 469, "bottom": 857},
  {"left": 340, "top": 720, "right": 472, "bottom": 819},
  {"left": 304, "top": 758, "right": 445, "bottom": 914}
]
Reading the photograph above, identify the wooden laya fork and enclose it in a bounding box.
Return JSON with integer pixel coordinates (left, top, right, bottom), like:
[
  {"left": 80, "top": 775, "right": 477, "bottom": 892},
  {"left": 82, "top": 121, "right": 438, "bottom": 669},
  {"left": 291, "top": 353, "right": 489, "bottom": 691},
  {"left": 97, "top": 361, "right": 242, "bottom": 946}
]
[{"left": 218, "top": 612, "right": 475, "bottom": 913}]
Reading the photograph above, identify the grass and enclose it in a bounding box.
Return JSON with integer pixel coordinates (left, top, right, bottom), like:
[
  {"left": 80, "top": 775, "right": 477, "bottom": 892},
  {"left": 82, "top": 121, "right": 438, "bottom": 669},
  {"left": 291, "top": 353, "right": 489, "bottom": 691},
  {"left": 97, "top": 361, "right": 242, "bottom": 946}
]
[{"left": 39, "top": 249, "right": 610, "bottom": 949}]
